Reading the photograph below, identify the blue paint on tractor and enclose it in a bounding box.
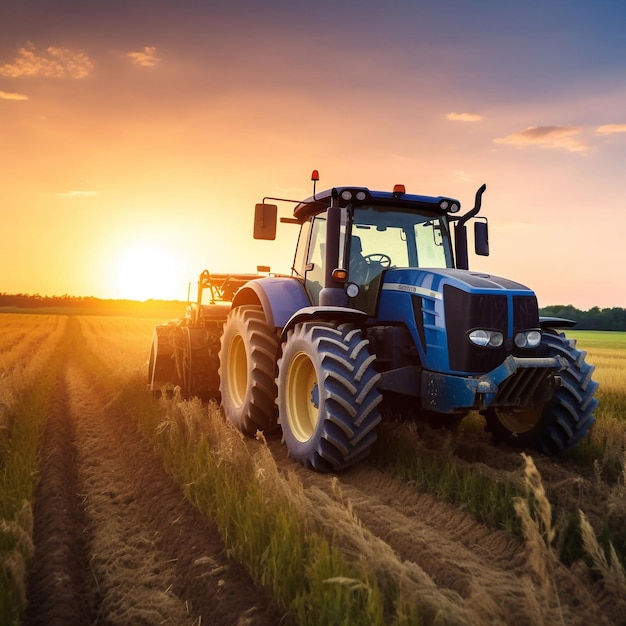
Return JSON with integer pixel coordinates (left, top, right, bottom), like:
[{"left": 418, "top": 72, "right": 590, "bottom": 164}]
[{"left": 377, "top": 267, "right": 537, "bottom": 375}]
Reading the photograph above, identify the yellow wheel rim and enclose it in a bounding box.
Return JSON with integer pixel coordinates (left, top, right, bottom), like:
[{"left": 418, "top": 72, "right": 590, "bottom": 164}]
[
  {"left": 494, "top": 403, "right": 545, "bottom": 434},
  {"left": 286, "top": 351, "right": 319, "bottom": 442},
  {"left": 228, "top": 333, "right": 248, "bottom": 407}
]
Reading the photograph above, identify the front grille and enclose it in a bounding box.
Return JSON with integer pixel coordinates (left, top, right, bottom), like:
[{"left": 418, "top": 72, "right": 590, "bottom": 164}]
[
  {"left": 513, "top": 295, "right": 539, "bottom": 333},
  {"left": 445, "top": 285, "right": 508, "bottom": 372},
  {"left": 444, "top": 287, "right": 541, "bottom": 374}
]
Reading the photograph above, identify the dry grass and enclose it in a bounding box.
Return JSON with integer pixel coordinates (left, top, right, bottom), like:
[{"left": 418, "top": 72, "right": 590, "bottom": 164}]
[
  {"left": 0, "top": 316, "right": 68, "bottom": 624},
  {"left": 515, "top": 452, "right": 626, "bottom": 620},
  {"left": 0, "top": 501, "right": 34, "bottom": 614},
  {"left": 78, "top": 316, "right": 164, "bottom": 383},
  {"left": 513, "top": 454, "right": 563, "bottom": 622},
  {"left": 152, "top": 395, "right": 394, "bottom": 625},
  {"left": 579, "top": 510, "right": 626, "bottom": 597},
  {"left": 0, "top": 314, "right": 67, "bottom": 406},
  {"left": 281, "top": 470, "right": 477, "bottom": 625}
]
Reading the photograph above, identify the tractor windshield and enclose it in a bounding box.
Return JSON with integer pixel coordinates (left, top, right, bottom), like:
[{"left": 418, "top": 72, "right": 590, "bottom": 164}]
[
  {"left": 349, "top": 206, "right": 452, "bottom": 271},
  {"left": 347, "top": 206, "right": 453, "bottom": 312}
]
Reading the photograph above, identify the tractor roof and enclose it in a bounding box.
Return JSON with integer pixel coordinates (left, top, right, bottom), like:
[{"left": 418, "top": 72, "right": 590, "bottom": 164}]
[{"left": 292, "top": 186, "right": 461, "bottom": 220}]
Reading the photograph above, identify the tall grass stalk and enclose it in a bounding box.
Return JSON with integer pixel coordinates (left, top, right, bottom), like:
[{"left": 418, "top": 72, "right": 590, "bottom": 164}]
[
  {"left": 579, "top": 510, "right": 626, "bottom": 596},
  {"left": 513, "top": 453, "right": 561, "bottom": 617},
  {"left": 515, "top": 454, "right": 626, "bottom": 615}
]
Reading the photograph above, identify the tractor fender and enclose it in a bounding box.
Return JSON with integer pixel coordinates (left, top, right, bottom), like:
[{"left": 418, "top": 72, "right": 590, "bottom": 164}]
[
  {"left": 231, "top": 276, "right": 310, "bottom": 329},
  {"left": 279, "top": 306, "right": 368, "bottom": 345},
  {"left": 539, "top": 316, "right": 577, "bottom": 329}
]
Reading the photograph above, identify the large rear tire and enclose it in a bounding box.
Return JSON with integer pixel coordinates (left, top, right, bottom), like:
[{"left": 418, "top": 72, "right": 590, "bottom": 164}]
[
  {"left": 484, "top": 331, "right": 598, "bottom": 454},
  {"left": 277, "top": 321, "right": 382, "bottom": 472},
  {"left": 218, "top": 305, "right": 279, "bottom": 435}
]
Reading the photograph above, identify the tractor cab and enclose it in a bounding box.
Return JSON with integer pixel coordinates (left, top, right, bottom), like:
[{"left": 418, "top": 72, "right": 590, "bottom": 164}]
[
  {"left": 254, "top": 179, "right": 488, "bottom": 314},
  {"left": 295, "top": 200, "right": 455, "bottom": 314}
]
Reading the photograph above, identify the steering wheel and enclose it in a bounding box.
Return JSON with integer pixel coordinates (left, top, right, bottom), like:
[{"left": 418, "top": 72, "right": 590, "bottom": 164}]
[{"left": 363, "top": 253, "right": 392, "bottom": 267}]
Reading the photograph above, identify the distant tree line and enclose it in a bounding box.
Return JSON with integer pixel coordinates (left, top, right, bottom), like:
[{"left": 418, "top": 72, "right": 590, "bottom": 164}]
[
  {"left": 1, "top": 293, "right": 625, "bottom": 330},
  {"left": 0, "top": 293, "right": 185, "bottom": 318},
  {"left": 1, "top": 293, "right": 117, "bottom": 309},
  {"left": 0, "top": 293, "right": 182, "bottom": 309},
  {"left": 540, "top": 305, "right": 626, "bottom": 331}
]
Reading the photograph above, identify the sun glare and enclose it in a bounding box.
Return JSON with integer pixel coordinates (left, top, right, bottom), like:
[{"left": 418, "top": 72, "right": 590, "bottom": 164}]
[{"left": 110, "top": 239, "right": 185, "bottom": 301}]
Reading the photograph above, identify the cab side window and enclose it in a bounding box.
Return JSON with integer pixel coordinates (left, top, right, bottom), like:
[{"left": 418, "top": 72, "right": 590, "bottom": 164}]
[
  {"left": 304, "top": 214, "right": 326, "bottom": 305},
  {"left": 292, "top": 220, "right": 311, "bottom": 278}
]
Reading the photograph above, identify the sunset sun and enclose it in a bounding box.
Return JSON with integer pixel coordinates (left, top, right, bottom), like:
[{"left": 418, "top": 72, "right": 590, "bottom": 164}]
[{"left": 110, "top": 238, "right": 185, "bottom": 301}]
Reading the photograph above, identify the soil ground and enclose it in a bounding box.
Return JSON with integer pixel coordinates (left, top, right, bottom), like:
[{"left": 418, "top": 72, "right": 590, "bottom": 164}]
[{"left": 23, "top": 361, "right": 284, "bottom": 626}]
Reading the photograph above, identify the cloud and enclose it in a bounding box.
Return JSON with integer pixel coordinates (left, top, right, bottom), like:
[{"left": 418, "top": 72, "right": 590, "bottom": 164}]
[
  {"left": 0, "top": 90, "right": 28, "bottom": 101},
  {"left": 446, "top": 112, "right": 484, "bottom": 122},
  {"left": 0, "top": 43, "right": 93, "bottom": 79},
  {"left": 596, "top": 123, "right": 626, "bottom": 135},
  {"left": 57, "top": 190, "right": 97, "bottom": 197},
  {"left": 126, "top": 46, "right": 161, "bottom": 68},
  {"left": 494, "top": 125, "right": 587, "bottom": 153}
]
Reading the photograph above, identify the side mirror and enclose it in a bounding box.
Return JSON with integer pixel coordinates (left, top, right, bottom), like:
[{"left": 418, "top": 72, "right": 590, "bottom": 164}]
[
  {"left": 474, "top": 219, "right": 489, "bottom": 256},
  {"left": 253, "top": 203, "right": 277, "bottom": 240}
]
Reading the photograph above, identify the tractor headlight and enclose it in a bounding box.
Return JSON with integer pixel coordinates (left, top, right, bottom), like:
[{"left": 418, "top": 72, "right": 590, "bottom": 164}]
[
  {"left": 439, "top": 199, "right": 461, "bottom": 213},
  {"left": 514, "top": 330, "right": 542, "bottom": 348},
  {"left": 346, "top": 282, "right": 360, "bottom": 298},
  {"left": 468, "top": 329, "right": 504, "bottom": 348}
]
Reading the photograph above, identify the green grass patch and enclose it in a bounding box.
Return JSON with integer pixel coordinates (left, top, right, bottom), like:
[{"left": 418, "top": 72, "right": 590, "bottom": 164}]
[
  {"left": 568, "top": 330, "right": 626, "bottom": 350},
  {"left": 370, "top": 423, "right": 522, "bottom": 536}
]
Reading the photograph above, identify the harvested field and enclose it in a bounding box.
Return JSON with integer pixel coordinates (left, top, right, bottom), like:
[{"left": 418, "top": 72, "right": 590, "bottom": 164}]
[
  {"left": 1, "top": 313, "right": 625, "bottom": 624},
  {"left": 22, "top": 355, "right": 283, "bottom": 625}
]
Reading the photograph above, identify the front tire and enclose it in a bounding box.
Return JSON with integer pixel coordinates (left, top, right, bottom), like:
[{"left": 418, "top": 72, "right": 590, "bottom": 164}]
[
  {"left": 277, "top": 321, "right": 382, "bottom": 472},
  {"left": 218, "top": 305, "right": 279, "bottom": 435},
  {"left": 484, "top": 331, "right": 598, "bottom": 454}
]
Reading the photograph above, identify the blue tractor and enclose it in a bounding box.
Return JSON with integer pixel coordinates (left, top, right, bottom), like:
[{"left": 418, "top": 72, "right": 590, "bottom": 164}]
[{"left": 148, "top": 172, "right": 598, "bottom": 472}]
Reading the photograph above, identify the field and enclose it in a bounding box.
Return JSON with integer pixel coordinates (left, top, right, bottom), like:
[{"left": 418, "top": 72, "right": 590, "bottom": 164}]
[{"left": 1, "top": 313, "right": 625, "bottom": 625}]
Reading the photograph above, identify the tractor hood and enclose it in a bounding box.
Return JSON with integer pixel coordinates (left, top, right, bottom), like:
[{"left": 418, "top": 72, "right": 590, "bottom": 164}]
[
  {"left": 379, "top": 267, "right": 535, "bottom": 299},
  {"left": 376, "top": 268, "right": 540, "bottom": 375}
]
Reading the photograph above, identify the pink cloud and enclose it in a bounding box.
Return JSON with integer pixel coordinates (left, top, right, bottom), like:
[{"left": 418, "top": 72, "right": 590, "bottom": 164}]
[
  {"left": 0, "top": 43, "right": 93, "bottom": 79},
  {"left": 57, "top": 190, "right": 98, "bottom": 198},
  {"left": 596, "top": 123, "right": 626, "bottom": 135},
  {"left": 126, "top": 46, "right": 161, "bottom": 68},
  {"left": 494, "top": 125, "right": 587, "bottom": 153},
  {"left": 446, "top": 112, "right": 483, "bottom": 122},
  {"left": 0, "top": 90, "right": 28, "bottom": 101}
]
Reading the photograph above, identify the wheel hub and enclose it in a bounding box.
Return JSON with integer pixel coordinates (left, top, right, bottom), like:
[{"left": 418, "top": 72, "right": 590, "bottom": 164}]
[{"left": 286, "top": 351, "right": 319, "bottom": 442}]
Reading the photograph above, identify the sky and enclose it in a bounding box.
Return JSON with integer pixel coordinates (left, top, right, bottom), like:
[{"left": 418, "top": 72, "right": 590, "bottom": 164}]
[{"left": 1, "top": 0, "right": 625, "bottom": 309}]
